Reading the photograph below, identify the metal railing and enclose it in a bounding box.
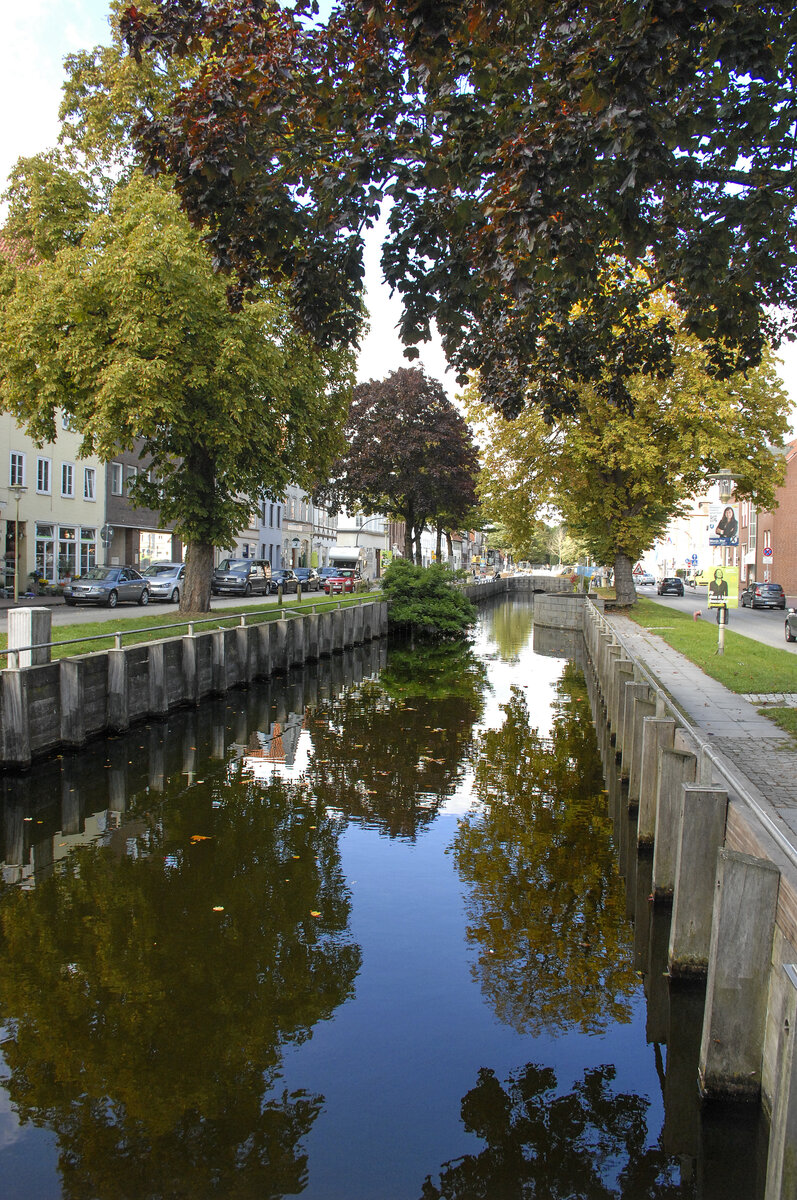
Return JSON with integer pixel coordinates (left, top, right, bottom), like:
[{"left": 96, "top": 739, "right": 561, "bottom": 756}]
[{"left": 1, "top": 590, "right": 382, "bottom": 669}]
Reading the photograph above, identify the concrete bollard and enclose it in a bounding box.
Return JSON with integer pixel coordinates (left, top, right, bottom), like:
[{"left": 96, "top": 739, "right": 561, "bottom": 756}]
[
  {"left": 668, "top": 786, "right": 728, "bottom": 978},
  {"left": 627, "top": 697, "right": 657, "bottom": 805},
  {"left": 59, "top": 659, "right": 86, "bottom": 747},
  {"left": 2, "top": 669, "right": 31, "bottom": 768},
  {"left": 765, "top": 964, "right": 797, "bottom": 1200},
  {"left": 651, "top": 749, "right": 698, "bottom": 899},
  {"left": 107, "top": 647, "right": 129, "bottom": 731},
  {"left": 636, "top": 717, "right": 676, "bottom": 847},
  {"left": 620, "top": 682, "right": 651, "bottom": 778},
  {"left": 612, "top": 661, "right": 635, "bottom": 748},
  {"left": 698, "top": 849, "right": 780, "bottom": 1100},
  {"left": 181, "top": 634, "right": 199, "bottom": 705},
  {"left": 8, "top": 606, "right": 52, "bottom": 667},
  {"left": 211, "top": 629, "right": 227, "bottom": 694},
  {"left": 148, "top": 642, "right": 169, "bottom": 717}
]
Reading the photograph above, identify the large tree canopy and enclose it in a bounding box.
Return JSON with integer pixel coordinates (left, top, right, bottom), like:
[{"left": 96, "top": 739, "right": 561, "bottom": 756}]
[
  {"left": 121, "top": 0, "right": 797, "bottom": 415},
  {"left": 315, "top": 366, "right": 479, "bottom": 562},
  {"left": 0, "top": 161, "right": 353, "bottom": 610},
  {"left": 467, "top": 303, "right": 791, "bottom": 604}
]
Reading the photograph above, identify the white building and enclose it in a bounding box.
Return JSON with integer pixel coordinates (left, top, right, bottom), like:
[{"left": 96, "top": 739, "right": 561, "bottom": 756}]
[
  {"left": 335, "top": 507, "right": 388, "bottom": 579},
  {"left": 2, "top": 412, "right": 105, "bottom": 596}
]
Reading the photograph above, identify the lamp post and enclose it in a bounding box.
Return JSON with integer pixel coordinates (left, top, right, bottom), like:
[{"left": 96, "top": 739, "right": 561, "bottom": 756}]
[{"left": 8, "top": 485, "right": 27, "bottom": 605}]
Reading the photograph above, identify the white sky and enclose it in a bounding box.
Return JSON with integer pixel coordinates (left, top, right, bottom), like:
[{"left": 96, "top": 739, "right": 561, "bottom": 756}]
[{"left": 2, "top": 0, "right": 797, "bottom": 416}]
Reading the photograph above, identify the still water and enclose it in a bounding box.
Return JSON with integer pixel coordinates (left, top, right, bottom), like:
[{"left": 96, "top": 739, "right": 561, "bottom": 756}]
[{"left": 0, "top": 599, "right": 761, "bottom": 1198}]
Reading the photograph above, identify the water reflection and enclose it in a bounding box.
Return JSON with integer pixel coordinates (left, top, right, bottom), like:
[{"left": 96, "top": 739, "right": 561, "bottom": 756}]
[
  {"left": 452, "top": 663, "right": 637, "bottom": 1035},
  {"left": 0, "top": 768, "right": 360, "bottom": 1198},
  {"left": 419, "top": 1061, "right": 689, "bottom": 1200}
]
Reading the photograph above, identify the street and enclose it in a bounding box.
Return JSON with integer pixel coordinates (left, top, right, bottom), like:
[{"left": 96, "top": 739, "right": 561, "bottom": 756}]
[
  {"left": 0, "top": 591, "right": 307, "bottom": 632},
  {"left": 637, "top": 583, "right": 797, "bottom": 657}
]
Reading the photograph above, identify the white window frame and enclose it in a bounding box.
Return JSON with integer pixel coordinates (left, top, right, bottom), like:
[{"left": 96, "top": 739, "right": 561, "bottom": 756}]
[
  {"left": 10, "top": 451, "right": 25, "bottom": 488},
  {"left": 61, "top": 462, "right": 75, "bottom": 498},
  {"left": 36, "top": 456, "right": 52, "bottom": 495},
  {"left": 83, "top": 467, "right": 96, "bottom": 502},
  {"left": 110, "top": 462, "right": 123, "bottom": 495}
]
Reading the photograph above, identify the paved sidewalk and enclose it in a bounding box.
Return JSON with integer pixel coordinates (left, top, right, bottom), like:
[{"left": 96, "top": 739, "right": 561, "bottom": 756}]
[{"left": 607, "top": 614, "right": 797, "bottom": 839}]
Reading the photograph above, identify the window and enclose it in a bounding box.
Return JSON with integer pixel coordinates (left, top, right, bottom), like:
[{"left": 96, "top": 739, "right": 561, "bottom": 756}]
[
  {"left": 764, "top": 529, "right": 771, "bottom": 550},
  {"left": 748, "top": 507, "right": 757, "bottom": 550},
  {"left": 111, "top": 462, "right": 123, "bottom": 495},
  {"left": 10, "top": 451, "right": 25, "bottom": 487},
  {"left": 61, "top": 462, "right": 75, "bottom": 498},
  {"left": 62, "top": 412, "right": 78, "bottom": 432},
  {"left": 80, "top": 528, "right": 96, "bottom": 574},
  {"left": 84, "top": 468, "right": 96, "bottom": 501},
  {"left": 36, "top": 457, "right": 51, "bottom": 494},
  {"left": 125, "top": 465, "right": 138, "bottom": 494}
]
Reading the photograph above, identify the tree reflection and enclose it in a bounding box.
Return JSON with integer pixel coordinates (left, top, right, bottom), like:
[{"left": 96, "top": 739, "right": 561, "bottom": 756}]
[
  {"left": 452, "top": 665, "right": 636, "bottom": 1035},
  {"left": 0, "top": 773, "right": 360, "bottom": 1199},
  {"left": 304, "top": 642, "right": 486, "bottom": 839},
  {"left": 420, "top": 1061, "right": 690, "bottom": 1199},
  {"left": 483, "top": 598, "right": 535, "bottom": 661}
]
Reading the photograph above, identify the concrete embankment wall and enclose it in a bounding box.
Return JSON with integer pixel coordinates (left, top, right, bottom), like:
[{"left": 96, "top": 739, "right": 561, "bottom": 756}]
[
  {"left": 580, "top": 598, "right": 797, "bottom": 1196},
  {"left": 1, "top": 602, "right": 388, "bottom": 770}
]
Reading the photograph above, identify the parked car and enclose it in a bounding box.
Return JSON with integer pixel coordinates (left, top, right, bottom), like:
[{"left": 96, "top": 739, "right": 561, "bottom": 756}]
[
  {"left": 142, "top": 561, "right": 185, "bottom": 604},
  {"left": 318, "top": 566, "right": 338, "bottom": 581},
  {"left": 740, "top": 582, "right": 786, "bottom": 610},
  {"left": 268, "top": 569, "right": 299, "bottom": 594},
  {"left": 63, "top": 565, "right": 150, "bottom": 608},
  {"left": 634, "top": 571, "right": 655, "bottom": 586},
  {"left": 786, "top": 609, "right": 797, "bottom": 643},
  {"left": 657, "top": 576, "right": 685, "bottom": 596},
  {"left": 293, "top": 567, "right": 321, "bottom": 592},
  {"left": 211, "top": 558, "right": 271, "bottom": 597},
  {"left": 324, "top": 569, "right": 357, "bottom": 595}
]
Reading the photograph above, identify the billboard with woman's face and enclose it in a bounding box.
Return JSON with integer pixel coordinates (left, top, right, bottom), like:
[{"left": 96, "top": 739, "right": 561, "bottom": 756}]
[{"left": 709, "top": 504, "right": 739, "bottom": 546}]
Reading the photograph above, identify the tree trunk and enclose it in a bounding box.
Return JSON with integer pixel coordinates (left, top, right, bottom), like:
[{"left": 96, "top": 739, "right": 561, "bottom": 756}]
[
  {"left": 414, "top": 527, "right": 423, "bottom": 565},
  {"left": 445, "top": 529, "right": 453, "bottom": 564},
  {"left": 614, "top": 551, "right": 637, "bottom": 607},
  {"left": 435, "top": 523, "right": 443, "bottom": 563},
  {"left": 182, "top": 541, "right": 214, "bottom": 612}
]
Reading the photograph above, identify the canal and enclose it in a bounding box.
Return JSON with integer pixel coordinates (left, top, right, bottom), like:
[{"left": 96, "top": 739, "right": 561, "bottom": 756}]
[{"left": 0, "top": 598, "right": 767, "bottom": 1198}]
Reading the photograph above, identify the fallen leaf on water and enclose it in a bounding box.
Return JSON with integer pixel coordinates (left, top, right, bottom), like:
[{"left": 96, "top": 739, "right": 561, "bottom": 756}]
[
  {"left": 190, "top": 835, "right": 212, "bottom": 843},
  {"left": 212, "top": 906, "right": 224, "bottom": 912},
  {"left": 310, "top": 911, "right": 321, "bottom": 918},
  {"left": 292, "top": 854, "right": 301, "bottom": 859}
]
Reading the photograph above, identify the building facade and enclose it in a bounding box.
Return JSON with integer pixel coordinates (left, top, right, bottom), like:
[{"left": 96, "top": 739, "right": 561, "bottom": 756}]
[
  {"left": 2, "top": 412, "right": 106, "bottom": 596},
  {"left": 105, "top": 448, "right": 182, "bottom": 570},
  {"left": 749, "top": 437, "right": 797, "bottom": 597},
  {"left": 282, "top": 486, "right": 338, "bottom": 570}
]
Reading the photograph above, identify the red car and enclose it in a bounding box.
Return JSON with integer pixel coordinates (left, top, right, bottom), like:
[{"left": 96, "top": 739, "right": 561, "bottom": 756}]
[{"left": 323, "top": 569, "right": 357, "bottom": 595}]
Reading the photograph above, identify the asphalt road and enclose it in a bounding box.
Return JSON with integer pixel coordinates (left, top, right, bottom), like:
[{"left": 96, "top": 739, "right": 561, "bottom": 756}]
[
  {"left": 637, "top": 583, "right": 797, "bottom": 657},
  {"left": 0, "top": 590, "right": 310, "bottom": 630}
]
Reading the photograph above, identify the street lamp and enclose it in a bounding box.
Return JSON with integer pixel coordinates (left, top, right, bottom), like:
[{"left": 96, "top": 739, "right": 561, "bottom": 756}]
[{"left": 8, "top": 485, "right": 28, "bottom": 605}]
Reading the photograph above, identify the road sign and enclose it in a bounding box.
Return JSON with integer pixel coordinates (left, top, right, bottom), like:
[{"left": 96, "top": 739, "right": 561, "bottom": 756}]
[
  {"left": 763, "top": 547, "right": 773, "bottom": 558},
  {"left": 691, "top": 553, "right": 698, "bottom": 563}
]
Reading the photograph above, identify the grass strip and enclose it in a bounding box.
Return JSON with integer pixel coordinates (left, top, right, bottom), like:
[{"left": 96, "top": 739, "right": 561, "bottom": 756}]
[
  {"left": 628, "top": 598, "right": 797, "bottom": 694},
  {"left": 1, "top": 592, "right": 381, "bottom": 661},
  {"left": 757, "top": 706, "right": 797, "bottom": 741}
]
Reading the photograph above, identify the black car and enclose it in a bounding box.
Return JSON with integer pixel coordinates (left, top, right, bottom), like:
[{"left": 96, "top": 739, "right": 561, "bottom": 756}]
[
  {"left": 211, "top": 558, "right": 271, "bottom": 597},
  {"left": 268, "top": 569, "right": 299, "bottom": 594},
  {"left": 292, "top": 567, "right": 321, "bottom": 591},
  {"left": 740, "top": 582, "right": 786, "bottom": 610},
  {"left": 657, "top": 576, "right": 684, "bottom": 596}
]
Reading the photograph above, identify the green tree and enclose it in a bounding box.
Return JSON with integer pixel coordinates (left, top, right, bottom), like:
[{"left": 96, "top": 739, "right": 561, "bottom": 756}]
[
  {"left": 466, "top": 311, "right": 790, "bottom": 605},
  {"left": 380, "top": 559, "right": 477, "bottom": 639},
  {"left": 452, "top": 671, "right": 637, "bottom": 1037},
  {"left": 0, "top": 164, "right": 353, "bottom": 610},
  {"left": 317, "top": 368, "right": 479, "bottom": 563}
]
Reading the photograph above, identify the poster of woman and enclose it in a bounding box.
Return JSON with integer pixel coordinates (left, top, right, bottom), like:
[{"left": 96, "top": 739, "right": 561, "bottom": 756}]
[
  {"left": 709, "top": 503, "right": 739, "bottom": 546},
  {"left": 707, "top": 565, "right": 739, "bottom": 608}
]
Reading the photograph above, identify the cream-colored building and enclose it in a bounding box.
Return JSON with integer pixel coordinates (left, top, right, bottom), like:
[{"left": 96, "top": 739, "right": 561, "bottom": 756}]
[{"left": 2, "top": 412, "right": 106, "bottom": 596}]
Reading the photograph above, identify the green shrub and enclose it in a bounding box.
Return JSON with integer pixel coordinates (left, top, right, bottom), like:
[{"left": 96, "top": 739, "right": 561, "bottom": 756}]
[{"left": 381, "top": 559, "right": 477, "bottom": 638}]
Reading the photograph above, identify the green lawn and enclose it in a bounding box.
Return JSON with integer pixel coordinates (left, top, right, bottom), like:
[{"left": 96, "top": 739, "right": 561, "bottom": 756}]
[
  {"left": 1, "top": 592, "right": 380, "bottom": 662},
  {"left": 628, "top": 598, "right": 797, "bottom": 695}
]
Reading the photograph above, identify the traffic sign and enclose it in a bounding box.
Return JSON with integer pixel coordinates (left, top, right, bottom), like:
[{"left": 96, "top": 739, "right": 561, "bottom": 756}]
[{"left": 763, "top": 547, "right": 773, "bottom": 558}]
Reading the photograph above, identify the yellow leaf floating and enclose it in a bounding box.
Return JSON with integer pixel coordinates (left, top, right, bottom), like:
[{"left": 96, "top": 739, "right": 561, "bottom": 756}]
[
  {"left": 212, "top": 906, "right": 224, "bottom": 912},
  {"left": 190, "top": 835, "right": 212, "bottom": 843},
  {"left": 310, "top": 911, "right": 321, "bottom": 917}
]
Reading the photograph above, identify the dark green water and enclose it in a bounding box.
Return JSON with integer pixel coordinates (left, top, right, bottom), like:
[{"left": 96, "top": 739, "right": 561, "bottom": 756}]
[{"left": 0, "top": 599, "right": 765, "bottom": 1198}]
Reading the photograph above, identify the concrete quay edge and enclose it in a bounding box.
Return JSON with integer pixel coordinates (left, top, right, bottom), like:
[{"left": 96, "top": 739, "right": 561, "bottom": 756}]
[{"left": 602, "top": 610, "right": 797, "bottom": 866}]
